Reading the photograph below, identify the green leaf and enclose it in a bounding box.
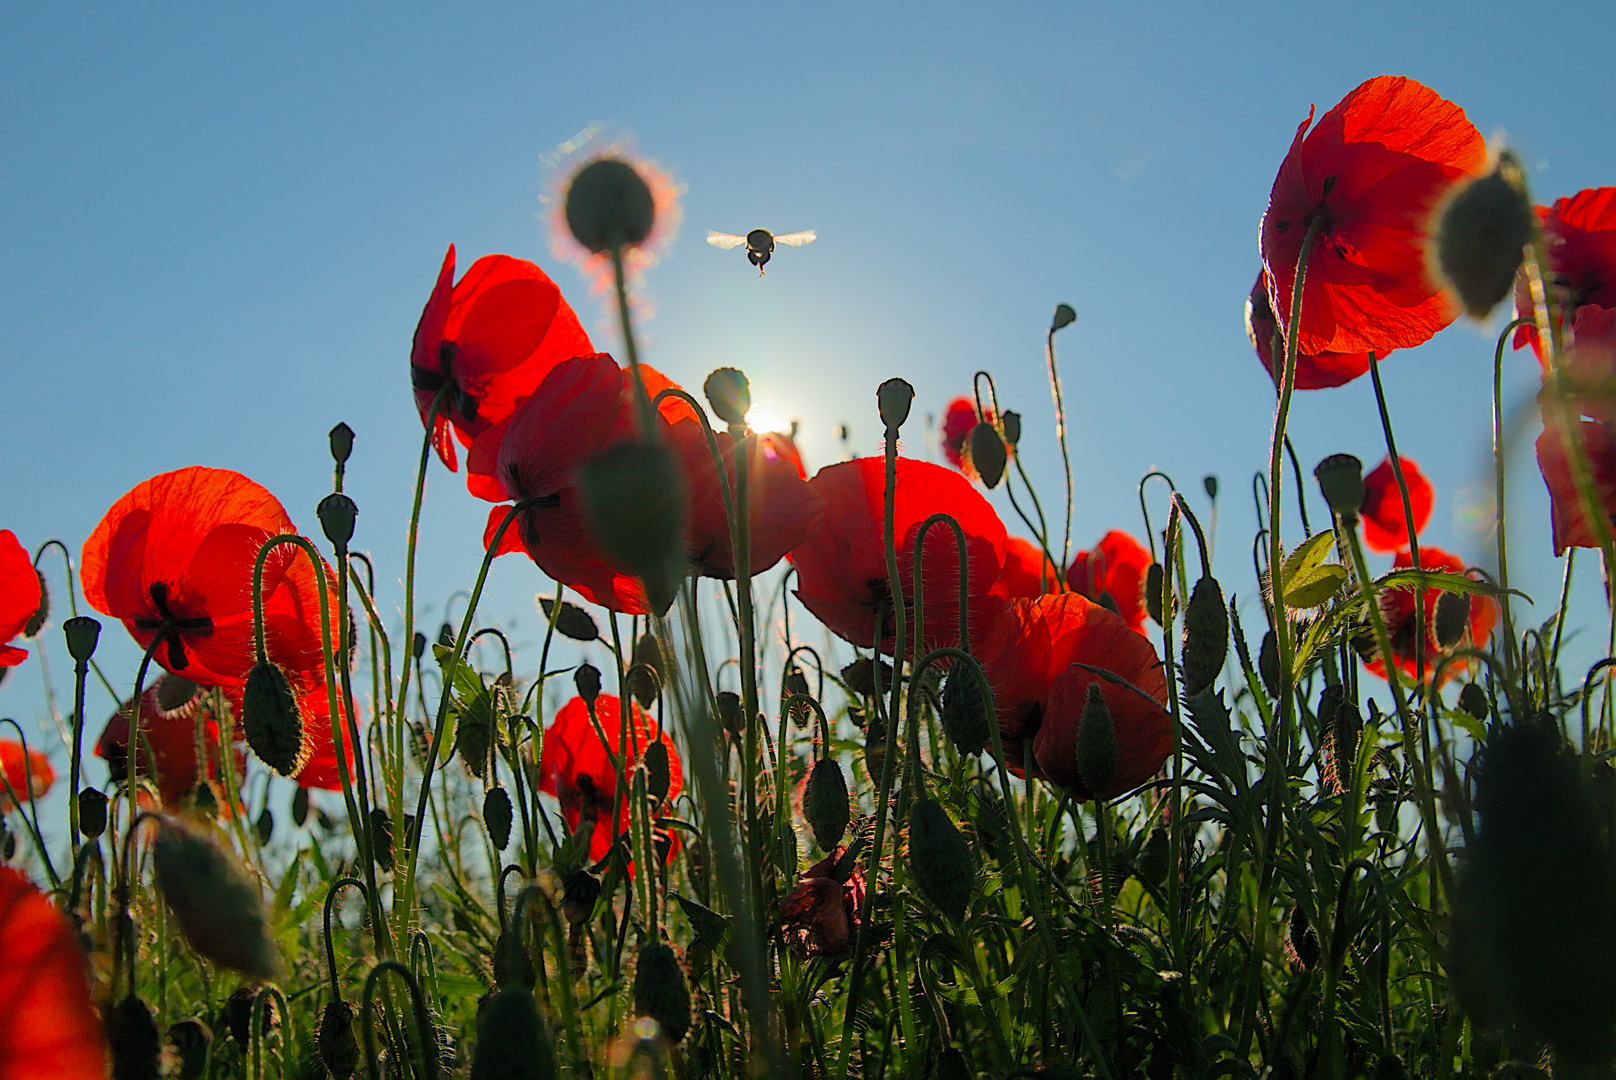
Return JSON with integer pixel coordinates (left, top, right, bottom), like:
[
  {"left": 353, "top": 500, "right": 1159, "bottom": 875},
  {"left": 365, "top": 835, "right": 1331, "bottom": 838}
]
[
  {"left": 1285, "top": 563, "right": 1348, "bottom": 609},
  {"left": 1375, "top": 568, "right": 1527, "bottom": 601},
  {"left": 1279, "top": 531, "right": 1336, "bottom": 589}
]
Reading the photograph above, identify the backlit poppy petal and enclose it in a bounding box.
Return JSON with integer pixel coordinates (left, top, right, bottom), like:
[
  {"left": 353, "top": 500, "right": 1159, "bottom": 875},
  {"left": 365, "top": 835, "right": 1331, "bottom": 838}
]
[
  {"left": 0, "top": 868, "right": 110, "bottom": 1080},
  {"left": 1360, "top": 456, "right": 1433, "bottom": 553},
  {"left": 1363, "top": 546, "right": 1495, "bottom": 681},
  {"left": 96, "top": 675, "right": 244, "bottom": 810},
  {"left": 1246, "top": 270, "right": 1377, "bottom": 389},
  {"left": 1536, "top": 418, "right": 1616, "bottom": 556},
  {"left": 0, "top": 531, "right": 40, "bottom": 667},
  {"left": 1000, "top": 536, "right": 1061, "bottom": 599},
  {"left": 0, "top": 740, "right": 53, "bottom": 812},
  {"left": 1515, "top": 189, "right": 1616, "bottom": 357},
  {"left": 1065, "top": 530, "right": 1152, "bottom": 631}
]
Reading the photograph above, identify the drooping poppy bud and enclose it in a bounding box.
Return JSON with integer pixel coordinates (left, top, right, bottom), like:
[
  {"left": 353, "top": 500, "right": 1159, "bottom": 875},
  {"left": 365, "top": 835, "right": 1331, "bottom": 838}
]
[
  {"left": 167, "top": 1017, "right": 212, "bottom": 1080},
  {"left": 241, "top": 660, "right": 309, "bottom": 778},
  {"left": 224, "top": 985, "right": 267, "bottom": 1049},
  {"left": 78, "top": 788, "right": 108, "bottom": 838},
  {"left": 470, "top": 987, "right": 558, "bottom": 1080},
  {"left": 1435, "top": 590, "right": 1472, "bottom": 649},
  {"left": 566, "top": 158, "right": 656, "bottom": 254},
  {"left": 803, "top": 758, "right": 850, "bottom": 851},
  {"left": 1145, "top": 562, "right": 1165, "bottom": 625},
  {"left": 840, "top": 657, "right": 892, "bottom": 698},
  {"left": 562, "top": 869, "right": 602, "bottom": 925},
  {"left": 437, "top": 622, "right": 454, "bottom": 650},
  {"left": 63, "top": 615, "right": 101, "bottom": 662},
  {"left": 152, "top": 817, "right": 279, "bottom": 980},
  {"left": 574, "top": 663, "right": 602, "bottom": 708},
  {"left": 633, "top": 942, "right": 691, "bottom": 1042},
  {"left": 1075, "top": 684, "right": 1118, "bottom": 796},
  {"left": 643, "top": 740, "right": 672, "bottom": 806},
  {"left": 371, "top": 808, "right": 395, "bottom": 872},
  {"left": 484, "top": 786, "right": 514, "bottom": 850},
  {"left": 317, "top": 493, "right": 358, "bottom": 555},
  {"left": 1001, "top": 411, "right": 1022, "bottom": 447},
  {"left": 329, "top": 423, "right": 355, "bottom": 467},
  {"left": 908, "top": 797, "right": 974, "bottom": 924},
  {"left": 254, "top": 807, "right": 273, "bottom": 845},
  {"left": 629, "top": 633, "right": 662, "bottom": 709},
  {"left": 538, "top": 596, "right": 599, "bottom": 642},
  {"left": 1052, "top": 303, "right": 1077, "bottom": 331},
  {"left": 291, "top": 786, "right": 309, "bottom": 826},
  {"left": 1289, "top": 905, "right": 1321, "bottom": 969},
  {"left": 1459, "top": 682, "right": 1490, "bottom": 720},
  {"left": 106, "top": 995, "right": 162, "bottom": 1080},
  {"left": 1259, "top": 630, "right": 1282, "bottom": 699},
  {"left": 1314, "top": 454, "right": 1366, "bottom": 520},
  {"left": 969, "top": 422, "right": 1007, "bottom": 489},
  {"left": 24, "top": 571, "right": 48, "bottom": 638},
  {"left": 783, "top": 666, "right": 812, "bottom": 727},
  {"left": 1180, "top": 576, "right": 1229, "bottom": 697},
  {"left": 578, "top": 441, "right": 688, "bottom": 615},
  {"left": 877, "top": 378, "right": 914, "bottom": 431},
  {"left": 1429, "top": 151, "right": 1534, "bottom": 320},
  {"left": 703, "top": 367, "right": 751, "bottom": 427},
  {"left": 940, "top": 666, "right": 991, "bottom": 757},
  {"left": 317, "top": 999, "right": 360, "bottom": 1080},
  {"left": 715, "top": 691, "right": 743, "bottom": 739}
]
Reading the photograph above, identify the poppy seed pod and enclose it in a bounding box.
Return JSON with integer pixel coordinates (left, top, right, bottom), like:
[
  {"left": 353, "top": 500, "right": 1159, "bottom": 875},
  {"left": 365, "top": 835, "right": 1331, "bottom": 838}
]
[
  {"left": 1430, "top": 152, "right": 1534, "bottom": 320},
  {"left": 1181, "top": 576, "right": 1230, "bottom": 697},
  {"left": 167, "top": 1017, "right": 212, "bottom": 1080},
  {"left": 940, "top": 666, "right": 991, "bottom": 757},
  {"left": 574, "top": 663, "right": 602, "bottom": 707},
  {"left": 328, "top": 422, "right": 355, "bottom": 467},
  {"left": 317, "top": 999, "right": 360, "bottom": 1080},
  {"left": 241, "top": 660, "right": 310, "bottom": 778},
  {"left": 1075, "top": 683, "right": 1118, "bottom": 796},
  {"left": 1001, "top": 410, "right": 1022, "bottom": 447},
  {"left": 1314, "top": 454, "right": 1366, "bottom": 519},
  {"left": 908, "top": 797, "right": 974, "bottom": 924},
  {"left": 565, "top": 158, "right": 655, "bottom": 254},
  {"left": 153, "top": 818, "right": 279, "bottom": 979},
  {"left": 1052, "top": 302, "right": 1078, "bottom": 331},
  {"left": 484, "top": 786, "right": 514, "bottom": 850},
  {"left": 969, "top": 422, "right": 1007, "bottom": 489},
  {"left": 633, "top": 942, "right": 691, "bottom": 1042},
  {"left": 703, "top": 367, "right": 751, "bottom": 427},
  {"left": 471, "top": 987, "right": 558, "bottom": 1080},
  {"left": 24, "top": 571, "right": 48, "bottom": 637},
  {"left": 877, "top": 378, "right": 914, "bottom": 430},
  {"left": 1434, "top": 589, "right": 1472, "bottom": 649},
  {"left": 78, "top": 787, "right": 108, "bottom": 838},
  {"left": 62, "top": 615, "right": 100, "bottom": 663},
  {"left": 577, "top": 440, "right": 688, "bottom": 615},
  {"left": 538, "top": 596, "right": 599, "bottom": 643},
  {"left": 803, "top": 757, "right": 851, "bottom": 851},
  {"left": 107, "top": 994, "right": 163, "bottom": 1080},
  {"left": 318, "top": 492, "right": 358, "bottom": 554}
]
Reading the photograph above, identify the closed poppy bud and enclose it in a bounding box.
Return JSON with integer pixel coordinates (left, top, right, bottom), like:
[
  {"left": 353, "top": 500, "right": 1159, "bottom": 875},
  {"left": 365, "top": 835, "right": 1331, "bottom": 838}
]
[
  {"left": 969, "top": 422, "right": 1007, "bottom": 489},
  {"left": 1052, "top": 303, "right": 1077, "bottom": 331},
  {"left": 318, "top": 492, "right": 358, "bottom": 554},
  {"left": 1259, "top": 629, "right": 1282, "bottom": 698},
  {"left": 643, "top": 740, "right": 672, "bottom": 806},
  {"left": 371, "top": 807, "right": 395, "bottom": 871},
  {"left": 1205, "top": 475, "right": 1219, "bottom": 501},
  {"left": 1289, "top": 905, "right": 1320, "bottom": 969},
  {"left": 291, "top": 786, "right": 309, "bottom": 826},
  {"left": 574, "top": 663, "right": 602, "bottom": 707},
  {"left": 241, "top": 660, "right": 309, "bottom": 778},
  {"left": 1430, "top": 152, "right": 1534, "bottom": 320},
  {"left": 1314, "top": 454, "right": 1365, "bottom": 520},
  {"left": 167, "top": 1017, "right": 212, "bottom": 1080},
  {"left": 562, "top": 869, "right": 602, "bottom": 925},
  {"left": 191, "top": 779, "right": 219, "bottom": 818},
  {"left": 153, "top": 817, "right": 279, "bottom": 980},
  {"left": 1434, "top": 590, "right": 1471, "bottom": 649},
  {"left": 1459, "top": 682, "right": 1490, "bottom": 720},
  {"left": 935, "top": 1048, "right": 973, "bottom": 1080},
  {"left": 412, "top": 631, "right": 427, "bottom": 661},
  {"left": 106, "top": 994, "right": 162, "bottom": 1080},
  {"left": 224, "top": 985, "right": 261, "bottom": 1048},
  {"left": 317, "top": 999, "right": 360, "bottom": 1080},
  {"left": 1145, "top": 562, "right": 1165, "bottom": 625},
  {"left": 578, "top": 441, "right": 688, "bottom": 615},
  {"left": 493, "top": 927, "right": 537, "bottom": 991},
  {"left": 840, "top": 658, "right": 892, "bottom": 698},
  {"left": 329, "top": 422, "right": 355, "bottom": 467},
  {"left": 566, "top": 157, "right": 655, "bottom": 254},
  {"left": 629, "top": 633, "right": 662, "bottom": 708},
  {"left": 437, "top": 622, "right": 454, "bottom": 650},
  {"left": 715, "top": 690, "right": 743, "bottom": 738},
  {"left": 471, "top": 987, "right": 558, "bottom": 1080},
  {"left": 863, "top": 711, "right": 887, "bottom": 780},
  {"left": 77, "top": 787, "right": 108, "bottom": 838},
  {"left": 783, "top": 666, "right": 812, "bottom": 727},
  {"left": 633, "top": 942, "right": 691, "bottom": 1042},
  {"left": 1075, "top": 684, "right": 1118, "bottom": 796},
  {"left": 1001, "top": 410, "right": 1022, "bottom": 447},
  {"left": 254, "top": 807, "right": 273, "bottom": 845},
  {"left": 63, "top": 615, "right": 100, "bottom": 663},
  {"left": 877, "top": 378, "right": 914, "bottom": 430},
  {"left": 803, "top": 758, "right": 850, "bottom": 851},
  {"left": 484, "top": 786, "right": 513, "bottom": 850},
  {"left": 24, "top": 571, "right": 48, "bottom": 637},
  {"left": 940, "top": 666, "right": 991, "bottom": 757},
  {"left": 909, "top": 798, "right": 974, "bottom": 924},
  {"left": 1181, "top": 576, "right": 1229, "bottom": 697},
  {"left": 703, "top": 367, "right": 751, "bottom": 427}
]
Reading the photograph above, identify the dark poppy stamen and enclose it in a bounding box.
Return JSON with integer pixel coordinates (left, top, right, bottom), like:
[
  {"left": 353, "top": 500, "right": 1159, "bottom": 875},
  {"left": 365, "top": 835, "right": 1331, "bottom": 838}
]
[
  {"left": 438, "top": 339, "right": 457, "bottom": 372},
  {"left": 410, "top": 365, "right": 445, "bottom": 393},
  {"left": 1322, "top": 174, "right": 1337, "bottom": 196}
]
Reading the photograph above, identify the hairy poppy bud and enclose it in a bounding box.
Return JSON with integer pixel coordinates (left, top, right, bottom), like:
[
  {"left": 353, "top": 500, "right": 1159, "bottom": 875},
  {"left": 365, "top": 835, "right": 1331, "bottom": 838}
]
[
  {"left": 493, "top": 927, "right": 537, "bottom": 991},
  {"left": 909, "top": 798, "right": 974, "bottom": 924},
  {"left": 643, "top": 740, "right": 672, "bottom": 806},
  {"left": 241, "top": 660, "right": 309, "bottom": 777},
  {"left": 153, "top": 818, "right": 279, "bottom": 979},
  {"left": 1459, "top": 682, "right": 1490, "bottom": 720},
  {"left": 412, "top": 631, "right": 427, "bottom": 661},
  {"left": 1181, "top": 576, "right": 1229, "bottom": 697},
  {"left": 876, "top": 377, "right": 914, "bottom": 430},
  {"left": 371, "top": 808, "right": 395, "bottom": 872},
  {"left": 1289, "top": 905, "right": 1321, "bottom": 969},
  {"left": 840, "top": 657, "right": 892, "bottom": 698},
  {"left": 566, "top": 158, "right": 655, "bottom": 254},
  {"left": 1430, "top": 152, "right": 1534, "bottom": 320},
  {"left": 1314, "top": 454, "right": 1365, "bottom": 520},
  {"left": 1145, "top": 562, "right": 1165, "bottom": 625},
  {"left": 703, "top": 367, "right": 751, "bottom": 427},
  {"left": 1259, "top": 629, "right": 1282, "bottom": 699},
  {"left": 318, "top": 492, "right": 358, "bottom": 554},
  {"left": 255, "top": 807, "right": 273, "bottom": 845},
  {"left": 224, "top": 986, "right": 259, "bottom": 1048},
  {"left": 107, "top": 994, "right": 162, "bottom": 1080},
  {"left": 969, "top": 422, "right": 1007, "bottom": 488},
  {"left": 471, "top": 988, "right": 558, "bottom": 1080},
  {"left": 1052, "top": 303, "right": 1077, "bottom": 331},
  {"left": 537, "top": 595, "right": 599, "bottom": 643},
  {"left": 578, "top": 441, "right": 688, "bottom": 615},
  {"left": 317, "top": 999, "right": 360, "bottom": 1080},
  {"left": 803, "top": 757, "right": 851, "bottom": 851},
  {"left": 633, "top": 942, "right": 691, "bottom": 1042},
  {"left": 783, "top": 665, "right": 812, "bottom": 727},
  {"left": 191, "top": 778, "right": 219, "bottom": 818},
  {"left": 291, "top": 785, "right": 309, "bottom": 826},
  {"left": 167, "top": 1017, "right": 212, "bottom": 1080},
  {"left": 1434, "top": 590, "right": 1471, "bottom": 649},
  {"left": 24, "top": 570, "right": 47, "bottom": 637},
  {"left": 715, "top": 690, "right": 743, "bottom": 739},
  {"left": 78, "top": 787, "right": 108, "bottom": 838},
  {"left": 63, "top": 614, "right": 100, "bottom": 663},
  {"left": 329, "top": 422, "right": 355, "bottom": 467},
  {"left": 630, "top": 633, "right": 662, "bottom": 708},
  {"left": 1204, "top": 475, "right": 1219, "bottom": 501},
  {"left": 562, "top": 869, "right": 602, "bottom": 925},
  {"left": 1001, "top": 410, "right": 1022, "bottom": 447},
  {"left": 437, "top": 622, "right": 454, "bottom": 650},
  {"left": 484, "top": 786, "right": 513, "bottom": 850},
  {"left": 940, "top": 666, "right": 991, "bottom": 756},
  {"left": 1075, "top": 684, "right": 1118, "bottom": 796},
  {"left": 574, "top": 663, "right": 602, "bottom": 707}
]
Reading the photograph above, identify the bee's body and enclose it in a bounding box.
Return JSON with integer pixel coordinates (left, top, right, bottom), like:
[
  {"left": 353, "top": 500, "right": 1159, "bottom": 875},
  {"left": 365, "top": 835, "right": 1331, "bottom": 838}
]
[{"left": 707, "top": 228, "right": 816, "bottom": 275}]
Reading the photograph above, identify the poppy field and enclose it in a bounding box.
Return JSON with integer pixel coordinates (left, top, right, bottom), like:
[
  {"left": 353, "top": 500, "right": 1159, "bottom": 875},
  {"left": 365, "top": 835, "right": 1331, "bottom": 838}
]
[{"left": 8, "top": 71, "right": 1616, "bottom": 1079}]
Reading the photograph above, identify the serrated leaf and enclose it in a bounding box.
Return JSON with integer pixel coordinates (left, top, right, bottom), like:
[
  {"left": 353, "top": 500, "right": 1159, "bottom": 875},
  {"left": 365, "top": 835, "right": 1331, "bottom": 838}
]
[
  {"left": 672, "top": 893, "right": 731, "bottom": 948},
  {"left": 1279, "top": 531, "right": 1337, "bottom": 589},
  {"left": 1375, "top": 568, "right": 1525, "bottom": 601},
  {"left": 1285, "top": 563, "right": 1348, "bottom": 609}
]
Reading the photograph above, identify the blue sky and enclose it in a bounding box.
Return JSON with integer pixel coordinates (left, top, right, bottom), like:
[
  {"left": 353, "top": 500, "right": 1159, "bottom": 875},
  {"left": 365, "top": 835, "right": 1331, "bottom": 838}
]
[{"left": 5, "top": 2, "right": 1616, "bottom": 822}]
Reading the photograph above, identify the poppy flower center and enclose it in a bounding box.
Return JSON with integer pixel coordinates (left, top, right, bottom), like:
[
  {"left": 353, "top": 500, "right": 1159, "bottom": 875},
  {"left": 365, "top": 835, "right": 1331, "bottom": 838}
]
[
  {"left": 131, "top": 581, "right": 213, "bottom": 671},
  {"left": 410, "top": 340, "right": 480, "bottom": 422}
]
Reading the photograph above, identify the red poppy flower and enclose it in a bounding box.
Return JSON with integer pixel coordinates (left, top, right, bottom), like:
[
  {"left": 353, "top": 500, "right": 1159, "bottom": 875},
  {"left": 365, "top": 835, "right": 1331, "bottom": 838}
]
[
  {"left": 96, "top": 675, "right": 243, "bottom": 809},
  {"left": 0, "top": 531, "right": 41, "bottom": 668},
  {"left": 1000, "top": 536, "right": 1060, "bottom": 599},
  {"left": 1360, "top": 455, "right": 1433, "bottom": 553},
  {"left": 473, "top": 353, "right": 649, "bottom": 613},
  {"left": 976, "top": 592, "right": 1172, "bottom": 800},
  {"left": 1262, "top": 76, "right": 1486, "bottom": 358},
  {"left": 1536, "top": 417, "right": 1616, "bottom": 555},
  {"left": 779, "top": 847, "right": 864, "bottom": 959},
  {"left": 0, "top": 741, "right": 53, "bottom": 813},
  {"left": 1065, "top": 530, "right": 1152, "bottom": 631},
  {"left": 411, "top": 245, "right": 594, "bottom": 472},
  {"left": 790, "top": 457, "right": 1008, "bottom": 657},
  {"left": 1364, "top": 546, "right": 1495, "bottom": 681},
  {"left": 1246, "top": 269, "right": 1379, "bottom": 389},
  {"left": 940, "top": 398, "right": 977, "bottom": 471},
  {"left": 535, "top": 693, "right": 683, "bottom": 863},
  {"left": 1515, "top": 188, "right": 1616, "bottom": 358},
  {"left": 1540, "top": 304, "right": 1616, "bottom": 425},
  {"left": 0, "top": 868, "right": 110, "bottom": 1080},
  {"left": 288, "top": 688, "right": 358, "bottom": 792}
]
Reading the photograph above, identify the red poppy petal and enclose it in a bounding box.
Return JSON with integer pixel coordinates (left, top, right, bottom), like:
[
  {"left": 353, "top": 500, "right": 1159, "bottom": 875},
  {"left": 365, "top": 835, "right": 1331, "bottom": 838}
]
[
  {"left": 1360, "top": 456, "right": 1433, "bottom": 553},
  {"left": 410, "top": 244, "right": 456, "bottom": 375},
  {"left": 0, "top": 869, "right": 110, "bottom": 1080},
  {"left": 1537, "top": 419, "right": 1616, "bottom": 555},
  {"left": 483, "top": 505, "right": 529, "bottom": 559},
  {"left": 0, "top": 531, "right": 40, "bottom": 653}
]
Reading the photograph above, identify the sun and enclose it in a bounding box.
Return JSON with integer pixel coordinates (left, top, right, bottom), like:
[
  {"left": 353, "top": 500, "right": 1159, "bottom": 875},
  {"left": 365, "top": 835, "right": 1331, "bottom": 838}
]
[{"left": 745, "top": 405, "right": 788, "bottom": 435}]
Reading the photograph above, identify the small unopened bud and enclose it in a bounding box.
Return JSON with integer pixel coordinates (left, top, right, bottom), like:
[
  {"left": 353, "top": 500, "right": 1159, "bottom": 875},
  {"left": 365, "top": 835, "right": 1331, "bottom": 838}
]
[
  {"left": 633, "top": 942, "right": 691, "bottom": 1042},
  {"left": 629, "top": 632, "right": 662, "bottom": 708},
  {"left": 703, "top": 367, "right": 751, "bottom": 427},
  {"left": 437, "top": 622, "right": 454, "bottom": 649},
  {"left": 1259, "top": 629, "right": 1282, "bottom": 698},
  {"left": 1430, "top": 152, "right": 1534, "bottom": 320},
  {"left": 153, "top": 817, "right": 279, "bottom": 979},
  {"left": 1001, "top": 411, "right": 1022, "bottom": 446},
  {"left": 643, "top": 740, "right": 672, "bottom": 806},
  {"left": 562, "top": 869, "right": 602, "bottom": 924},
  {"left": 24, "top": 571, "right": 47, "bottom": 637},
  {"left": 412, "top": 631, "right": 427, "bottom": 660},
  {"left": 1075, "top": 684, "right": 1118, "bottom": 795},
  {"left": 318, "top": 493, "right": 358, "bottom": 553},
  {"left": 255, "top": 807, "right": 273, "bottom": 845},
  {"left": 1314, "top": 454, "right": 1365, "bottom": 519},
  {"left": 566, "top": 158, "right": 655, "bottom": 253},
  {"left": 969, "top": 422, "right": 1007, "bottom": 488},
  {"left": 78, "top": 788, "right": 108, "bottom": 838},
  {"left": 328, "top": 422, "right": 355, "bottom": 466},
  {"left": 317, "top": 999, "right": 360, "bottom": 1080},
  {"left": 574, "top": 663, "right": 602, "bottom": 707},
  {"left": 107, "top": 995, "right": 162, "bottom": 1080},
  {"left": 940, "top": 666, "right": 991, "bottom": 756},
  {"left": 876, "top": 378, "right": 914, "bottom": 430},
  {"left": 484, "top": 786, "right": 513, "bottom": 850},
  {"left": 783, "top": 666, "right": 812, "bottom": 727},
  {"left": 715, "top": 690, "right": 743, "bottom": 738},
  {"left": 908, "top": 797, "right": 975, "bottom": 924},
  {"left": 1145, "top": 562, "right": 1165, "bottom": 625},
  {"left": 839, "top": 657, "right": 892, "bottom": 698},
  {"left": 291, "top": 786, "right": 310, "bottom": 827},
  {"left": 63, "top": 615, "right": 100, "bottom": 663},
  {"left": 538, "top": 595, "right": 599, "bottom": 642},
  {"left": 1180, "top": 576, "right": 1230, "bottom": 697},
  {"left": 224, "top": 986, "right": 263, "bottom": 1048},
  {"left": 473, "top": 988, "right": 558, "bottom": 1078},
  {"left": 371, "top": 808, "right": 395, "bottom": 872},
  {"left": 1289, "top": 905, "right": 1321, "bottom": 969},
  {"left": 1052, "top": 303, "right": 1077, "bottom": 331},
  {"left": 803, "top": 758, "right": 851, "bottom": 851},
  {"left": 1434, "top": 590, "right": 1471, "bottom": 649},
  {"left": 1459, "top": 682, "right": 1490, "bottom": 720},
  {"left": 241, "top": 660, "right": 310, "bottom": 777},
  {"left": 167, "top": 1018, "right": 212, "bottom": 1080},
  {"left": 578, "top": 440, "right": 688, "bottom": 615}
]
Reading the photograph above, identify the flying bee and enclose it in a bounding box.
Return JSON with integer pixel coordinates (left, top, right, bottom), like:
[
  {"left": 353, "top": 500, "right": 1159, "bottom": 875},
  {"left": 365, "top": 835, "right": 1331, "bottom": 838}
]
[{"left": 707, "top": 228, "right": 816, "bottom": 275}]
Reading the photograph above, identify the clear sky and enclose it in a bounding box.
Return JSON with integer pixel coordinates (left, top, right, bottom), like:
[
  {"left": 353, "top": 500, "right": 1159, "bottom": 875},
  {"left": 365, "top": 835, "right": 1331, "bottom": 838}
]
[{"left": 5, "top": 2, "right": 1616, "bottom": 820}]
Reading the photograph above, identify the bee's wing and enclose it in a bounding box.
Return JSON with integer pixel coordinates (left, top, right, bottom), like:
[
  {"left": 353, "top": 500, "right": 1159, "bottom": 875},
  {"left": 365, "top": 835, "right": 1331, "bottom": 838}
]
[
  {"left": 707, "top": 231, "right": 748, "bottom": 250},
  {"left": 772, "top": 231, "right": 817, "bottom": 247}
]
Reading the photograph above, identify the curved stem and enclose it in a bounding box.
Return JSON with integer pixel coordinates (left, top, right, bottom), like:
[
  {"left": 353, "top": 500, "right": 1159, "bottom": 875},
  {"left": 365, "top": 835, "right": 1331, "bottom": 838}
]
[
  {"left": 361, "top": 960, "right": 439, "bottom": 1080},
  {"left": 323, "top": 876, "right": 367, "bottom": 1000},
  {"left": 1047, "top": 324, "right": 1077, "bottom": 570}
]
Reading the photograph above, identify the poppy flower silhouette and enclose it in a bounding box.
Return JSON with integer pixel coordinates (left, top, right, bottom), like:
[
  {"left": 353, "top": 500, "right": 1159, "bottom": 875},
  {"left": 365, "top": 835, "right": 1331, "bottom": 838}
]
[
  {"left": 96, "top": 675, "right": 244, "bottom": 810},
  {"left": 0, "top": 530, "right": 40, "bottom": 668},
  {"left": 1515, "top": 188, "right": 1616, "bottom": 358},
  {"left": 1360, "top": 456, "right": 1433, "bottom": 553},
  {"left": 1246, "top": 269, "right": 1379, "bottom": 390},
  {"left": 0, "top": 868, "right": 109, "bottom": 1079},
  {"left": 1065, "top": 530, "right": 1152, "bottom": 632}
]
